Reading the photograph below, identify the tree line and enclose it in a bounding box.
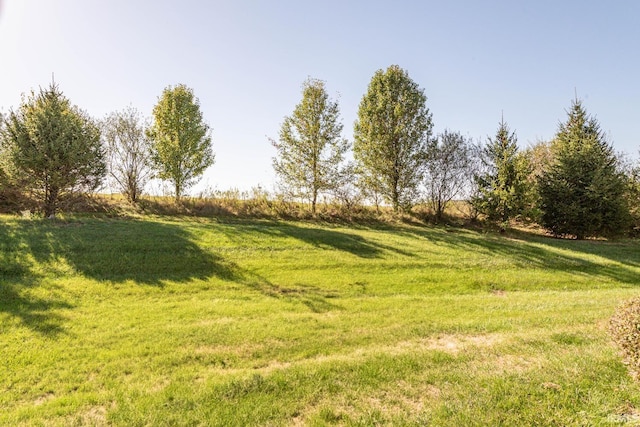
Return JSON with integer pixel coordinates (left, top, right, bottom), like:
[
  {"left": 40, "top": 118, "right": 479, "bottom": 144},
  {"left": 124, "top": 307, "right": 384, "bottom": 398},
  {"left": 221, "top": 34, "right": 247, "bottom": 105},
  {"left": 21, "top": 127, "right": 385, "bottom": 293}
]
[
  {"left": 1, "top": 65, "right": 639, "bottom": 239},
  {"left": 272, "top": 65, "right": 638, "bottom": 239},
  {"left": 0, "top": 83, "right": 214, "bottom": 217}
]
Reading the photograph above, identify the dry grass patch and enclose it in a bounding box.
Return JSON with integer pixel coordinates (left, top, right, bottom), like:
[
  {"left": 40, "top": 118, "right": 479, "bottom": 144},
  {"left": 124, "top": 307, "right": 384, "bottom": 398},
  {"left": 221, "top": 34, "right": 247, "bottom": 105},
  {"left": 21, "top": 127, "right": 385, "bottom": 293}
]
[
  {"left": 78, "top": 405, "right": 108, "bottom": 426},
  {"left": 33, "top": 392, "right": 55, "bottom": 406}
]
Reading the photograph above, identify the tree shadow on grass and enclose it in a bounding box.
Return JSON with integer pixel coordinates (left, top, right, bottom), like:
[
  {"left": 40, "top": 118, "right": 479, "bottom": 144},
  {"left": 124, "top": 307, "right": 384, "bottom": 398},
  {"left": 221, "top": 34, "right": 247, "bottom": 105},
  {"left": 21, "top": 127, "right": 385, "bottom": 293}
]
[
  {"left": 0, "top": 217, "right": 242, "bottom": 334},
  {"left": 0, "top": 284, "right": 72, "bottom": 335},
  {"left": 397, "top": 226, "right": 640, "bottom": 286},
  {"left": 9, "top": 218, "right": 240, "bottom": 285},
  {"left": 0, "top": 222, "right": 74, "bottom": 335},
  {"left": 217, "top": 219, "right": 413, "bottom": 259},
  {"left": 275, "top": 222, "right": 415, "bottom": 258},
  {"left": 527, "top": 233, "right": 640, "bottom": 270},
  {"left": 240, "top": 270, "right": 343, "bottom": 314}
]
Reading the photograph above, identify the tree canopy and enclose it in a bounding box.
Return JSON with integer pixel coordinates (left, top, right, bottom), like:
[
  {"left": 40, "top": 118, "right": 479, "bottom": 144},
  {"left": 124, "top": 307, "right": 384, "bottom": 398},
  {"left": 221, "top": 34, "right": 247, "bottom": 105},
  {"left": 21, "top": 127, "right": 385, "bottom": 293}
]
[
  {"left": 0, "top": 112, "right": 8, "bottom": 190},
  {"left": 2, "top": 83, "right": 105, "bottom": 217},
  {"left": 425, "top": 130, "right": 472, "bottom": 221},
  {"left": 147, "top": 84, "right": 214, "bottom": 202},
  {"left": 538, "top": 99, "right": 629, "bottom": 238},
  {"left": 353, "top": 65, "right": 433, "bottom": 212},
  {"left": 102, "top": 106, "right": 152, "bottom": 203},
  {"left": 271, "top": 78, "right": 349, "bottom": 213},
  {"left": 472, "top": 118, "right": 530, "bottom": 223}
]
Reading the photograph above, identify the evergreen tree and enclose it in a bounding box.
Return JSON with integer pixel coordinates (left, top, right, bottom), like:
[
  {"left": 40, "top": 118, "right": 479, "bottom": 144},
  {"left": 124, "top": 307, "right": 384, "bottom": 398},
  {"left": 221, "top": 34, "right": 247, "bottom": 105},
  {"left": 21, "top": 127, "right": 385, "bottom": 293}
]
[
  {"left": 472, "top": 118, "right": 529, "bottom": 223},
  {"left": 538, "top": 99, "right": 629, "bottom": 239},
  {"left": 353, "top": 65, "right": 432, "bottom": 212},
  {"left": 271, "top": 78, "right": 349, "bottom": 213},
  {"left": 3, "top": 83, "right": 105, "bottom": 217}
]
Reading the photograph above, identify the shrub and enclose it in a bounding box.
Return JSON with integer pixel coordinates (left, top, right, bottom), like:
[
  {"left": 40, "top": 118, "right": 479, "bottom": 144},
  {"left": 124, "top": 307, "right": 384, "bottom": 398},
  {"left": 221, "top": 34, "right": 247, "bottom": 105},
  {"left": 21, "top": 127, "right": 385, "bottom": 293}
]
[{"left": 610, "top": 297, "right": 640, "bottom": 378}]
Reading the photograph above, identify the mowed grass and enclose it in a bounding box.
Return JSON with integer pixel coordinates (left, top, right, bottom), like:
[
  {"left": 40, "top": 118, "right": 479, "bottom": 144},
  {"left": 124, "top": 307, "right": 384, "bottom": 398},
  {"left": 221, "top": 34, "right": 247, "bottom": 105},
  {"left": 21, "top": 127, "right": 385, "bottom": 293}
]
[{"left": 1, "top": 215, "right": 640, "bottom": 426}]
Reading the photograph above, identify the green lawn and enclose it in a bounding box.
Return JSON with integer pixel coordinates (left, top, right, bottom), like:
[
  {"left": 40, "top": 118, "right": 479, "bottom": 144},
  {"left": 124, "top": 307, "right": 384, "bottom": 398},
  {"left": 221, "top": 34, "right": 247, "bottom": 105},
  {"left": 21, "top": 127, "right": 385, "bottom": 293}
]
[{"left": 2, "top": 214, "right": 640, "bottom": 426}]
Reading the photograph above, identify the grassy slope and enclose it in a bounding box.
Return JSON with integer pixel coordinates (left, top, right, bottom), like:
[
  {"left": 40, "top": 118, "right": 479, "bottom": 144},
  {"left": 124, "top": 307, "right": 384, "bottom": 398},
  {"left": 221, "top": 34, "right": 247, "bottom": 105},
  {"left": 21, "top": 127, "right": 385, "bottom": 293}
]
[{"left": 1, "top": 215, "right": 640, "bottom": 426}]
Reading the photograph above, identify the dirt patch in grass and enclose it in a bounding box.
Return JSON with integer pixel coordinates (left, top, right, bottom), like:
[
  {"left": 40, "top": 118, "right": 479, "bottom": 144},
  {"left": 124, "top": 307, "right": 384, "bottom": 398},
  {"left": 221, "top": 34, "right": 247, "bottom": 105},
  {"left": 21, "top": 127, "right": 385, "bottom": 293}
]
[
  {"left": 299, "top": 380, "right": 443, "bottom": 425},
  {"left": 150, "top": 378, "right": 170, "bottom": 393},
  {"left": 417, "top": 334, "right": 503, "bottom": 354},
  {"left": 33, "top": 392, "right": 55, "bottom": 406},
  {"left": 493, "top": 354, "right": 539, "bottom": 375},
  {"left": 79, "top": 405, "right": 108, "bottom": 426},
  {"left": 193, "top": 333, "right": 506, "bottom": 381}
]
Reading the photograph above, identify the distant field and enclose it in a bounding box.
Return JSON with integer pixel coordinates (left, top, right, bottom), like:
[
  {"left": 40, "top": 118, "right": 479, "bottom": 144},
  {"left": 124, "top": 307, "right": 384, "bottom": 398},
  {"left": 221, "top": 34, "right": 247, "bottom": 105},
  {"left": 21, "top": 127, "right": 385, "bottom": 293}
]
[{"left": 1, "top": 214, "right": 640, "bottom": 426}]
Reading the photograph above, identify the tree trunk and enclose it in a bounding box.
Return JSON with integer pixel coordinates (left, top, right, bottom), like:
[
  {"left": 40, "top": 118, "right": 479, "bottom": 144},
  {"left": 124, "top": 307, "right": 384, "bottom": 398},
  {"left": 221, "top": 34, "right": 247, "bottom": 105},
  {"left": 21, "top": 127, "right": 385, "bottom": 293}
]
[
  {"left": 175, "top": 182, "right": 181, "bottom": 204},
  {"left": 435, "top": 200, "right": 443, "bottom": 223},
  {"left": 392, "top": 186, "right": 399, "bottom": 212},
  {"left": 312, "top": 190, "right": 317, "bottom": 214},
  {"left": 44, "top": 185, "right": 59, "bottom": 218}
]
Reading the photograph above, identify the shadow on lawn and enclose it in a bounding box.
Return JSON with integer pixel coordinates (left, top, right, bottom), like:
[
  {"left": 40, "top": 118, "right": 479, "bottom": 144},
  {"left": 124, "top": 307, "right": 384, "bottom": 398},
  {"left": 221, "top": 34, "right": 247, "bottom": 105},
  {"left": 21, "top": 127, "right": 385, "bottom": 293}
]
[
  {"left": 217, "top": 220, "right": 412, "bottom": 258},
  {"left": 0, "top": 218, "right": 241, "bottom": 334},
  {"left": 398, "top": 226, "right": 640, "bottom": 285},
  {"left": 241, "top": 272, "right": 343, "bottom": 314},
  {"left": 0, "top": 284, "right": 72, "bottom": 335},
  {"left": 7, "top": 218, "right": 240, "bottom": 285},
  {"left": 0, "top": 223, "right": 75, "bottom": 335}
]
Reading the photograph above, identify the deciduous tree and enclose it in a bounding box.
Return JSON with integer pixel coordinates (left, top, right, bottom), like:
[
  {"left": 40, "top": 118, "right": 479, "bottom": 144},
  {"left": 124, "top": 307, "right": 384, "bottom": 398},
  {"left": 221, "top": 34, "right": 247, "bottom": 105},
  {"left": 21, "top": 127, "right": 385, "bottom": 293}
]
[
  {"left": 353, "top": 65, "right": 433, "bottom": 212},
  {"left": 424, "top": 130, "right": 472, "bottom": 221},
  {"left": 621, "top": 153, "right": 640, "bottom": 234},
  {"left": 147, "top": 84, "right": 214, "bottom": 202},
  {"left": 3, "top": 83, "right": 105, "bottom": 217},
  {"left": 0, "top": 111, "right": 8, "bottom": 190},
  {"left": 102, "top": 107, "right": 152, "bottom": 203},
  {"left": 629, "top": 156, "right": 640, "bottom": 233},
  {"left": 271, "top": 78, "right": 349, "bottom": 213}
]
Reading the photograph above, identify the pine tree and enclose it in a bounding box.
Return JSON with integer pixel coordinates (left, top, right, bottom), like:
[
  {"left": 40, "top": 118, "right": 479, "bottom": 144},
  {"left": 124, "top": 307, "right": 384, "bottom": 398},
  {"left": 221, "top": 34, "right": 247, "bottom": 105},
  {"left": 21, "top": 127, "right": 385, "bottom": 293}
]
[
  {"left": 3, "top": 83, "right": 105, "bottom": 217},
  {"left": 472, "top": 118, "right": 529, "bottom": 223},
  {"left": 538, "top": 99, "right": 629, "bottom": 239}
]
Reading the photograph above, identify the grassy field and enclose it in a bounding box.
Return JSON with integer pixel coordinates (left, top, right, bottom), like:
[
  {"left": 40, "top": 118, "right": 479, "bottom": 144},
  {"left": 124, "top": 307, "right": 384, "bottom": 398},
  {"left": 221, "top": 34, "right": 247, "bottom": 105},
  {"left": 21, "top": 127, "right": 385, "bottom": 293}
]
[{"left": 2, "top": 214, "right": 640, "bottom": 426}]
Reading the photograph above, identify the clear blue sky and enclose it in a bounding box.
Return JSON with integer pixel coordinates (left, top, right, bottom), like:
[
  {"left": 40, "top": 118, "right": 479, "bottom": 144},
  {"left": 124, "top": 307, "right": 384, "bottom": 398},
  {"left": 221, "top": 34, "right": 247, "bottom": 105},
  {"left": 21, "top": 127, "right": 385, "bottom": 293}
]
[{"left": 1, "top": 0, "right": 639, "bottom": 194}]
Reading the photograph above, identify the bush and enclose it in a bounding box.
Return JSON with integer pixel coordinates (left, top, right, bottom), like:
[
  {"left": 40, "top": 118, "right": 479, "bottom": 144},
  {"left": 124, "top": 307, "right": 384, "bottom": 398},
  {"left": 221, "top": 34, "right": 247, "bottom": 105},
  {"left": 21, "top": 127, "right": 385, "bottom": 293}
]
[{"left": 610, "top": 297, "right": 640, "bottom": 378}]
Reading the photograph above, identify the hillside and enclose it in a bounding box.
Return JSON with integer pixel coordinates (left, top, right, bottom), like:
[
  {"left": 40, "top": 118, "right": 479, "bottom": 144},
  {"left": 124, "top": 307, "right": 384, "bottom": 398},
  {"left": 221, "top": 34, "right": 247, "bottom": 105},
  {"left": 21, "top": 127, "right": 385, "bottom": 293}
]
[{"left": 1, "top": 215, "right": 640, "bottom": 426}]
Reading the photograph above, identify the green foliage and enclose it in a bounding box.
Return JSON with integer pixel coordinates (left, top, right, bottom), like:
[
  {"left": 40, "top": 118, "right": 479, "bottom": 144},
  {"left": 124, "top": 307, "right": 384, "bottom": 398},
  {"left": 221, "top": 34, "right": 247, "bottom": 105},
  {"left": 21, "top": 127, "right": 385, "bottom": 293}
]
[
  {"left": 628, "top": 158, "right": 640, "bottom": 234},
  {"left": 424, "top": 130, "right": 472, "bottom": 221},
  {"left": 2, "top": 83, "right": 105, "bottom": 217},
  {"left": 147, "top": 84, "right": 214, "bottom": 202},
  {"left": 102, "top": 106, "right": 152, "bottom": 203},
  {"left": 538, "top": 99, "right": 629, "bottom": 239},
  {"left": 0, "top": 112, "right": 8, "bottom": 190},
  {"left": 525, "top": 140, "right": 554, "bottom": 181},
  {"left": 271, "top": 78, "right": 349, "bottom": 213},
  {"left": 610, "top": 297, "right": 640, "bottom": 379},
  {"left": 521, "top": 140, "right": 554, "bottom": 221},
  {"left": 354, "top": 65, "right": 433, "bottom": 212},
  {"left": 472, "top": 118, "right": 530, "bottom": 224}
]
